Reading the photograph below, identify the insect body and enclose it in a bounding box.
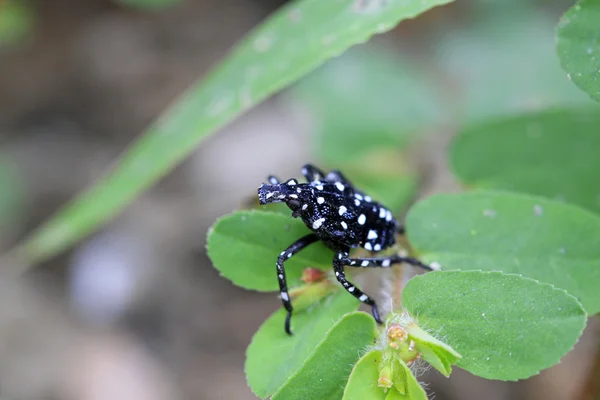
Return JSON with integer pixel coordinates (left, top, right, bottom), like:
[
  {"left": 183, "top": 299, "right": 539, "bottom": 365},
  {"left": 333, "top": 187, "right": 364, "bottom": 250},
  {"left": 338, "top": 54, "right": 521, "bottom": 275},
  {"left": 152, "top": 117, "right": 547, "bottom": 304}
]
[{"left": 258, "top": 164, "right": 432, "bottom": 335}]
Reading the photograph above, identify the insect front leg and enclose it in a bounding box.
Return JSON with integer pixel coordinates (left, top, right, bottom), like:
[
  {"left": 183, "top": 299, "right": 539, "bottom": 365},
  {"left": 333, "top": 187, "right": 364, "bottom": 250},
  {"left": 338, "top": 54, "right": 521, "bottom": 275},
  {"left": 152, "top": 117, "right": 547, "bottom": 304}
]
[
  {"left": 276, "top": 234, "right": 319, "bottom": 335},
  {"left": 333, "top": 250, "right": 383, "bottom": 324}
]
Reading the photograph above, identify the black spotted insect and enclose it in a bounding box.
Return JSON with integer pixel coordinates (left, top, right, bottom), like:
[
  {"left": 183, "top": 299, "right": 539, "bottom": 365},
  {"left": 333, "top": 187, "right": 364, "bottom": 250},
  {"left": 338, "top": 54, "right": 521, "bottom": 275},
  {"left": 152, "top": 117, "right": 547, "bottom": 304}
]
[{"left": 258, "top": 164, "right": 433, "bottom": 335}]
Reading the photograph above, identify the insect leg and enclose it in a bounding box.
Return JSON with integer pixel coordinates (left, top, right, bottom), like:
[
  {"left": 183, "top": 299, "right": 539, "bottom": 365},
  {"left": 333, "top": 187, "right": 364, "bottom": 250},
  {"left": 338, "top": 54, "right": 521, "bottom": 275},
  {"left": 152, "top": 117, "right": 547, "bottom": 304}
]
[
  {"left": 301, "top": 164, "right": 326, "bottom": 182},
  {"left": 277, "top": 233, "right": 319, "bottom": 335},
  {"left": 345, "top": 255, "right": 433, "bottom": 272},
  {"left": 333, "top": 250, "right": 383, "bottom": 324},
  {"left": 267, "top": 175, "right": 280, "bottom": 184}
]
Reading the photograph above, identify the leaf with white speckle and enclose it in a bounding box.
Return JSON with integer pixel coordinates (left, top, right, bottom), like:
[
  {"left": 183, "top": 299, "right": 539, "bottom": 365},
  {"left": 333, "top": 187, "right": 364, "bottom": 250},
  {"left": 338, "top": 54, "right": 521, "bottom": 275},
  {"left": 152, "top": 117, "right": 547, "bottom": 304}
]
[
  {"left": 405, "top": 191, "right": 600, "bottom": 315},
  {"left": 18, "top": 0, "right": 454, "bottom": 265},
  {"left": 557, "top": 0, "right": 600, "bottom": 103},
  {"left": 403, "top": 270, "right": 587, "bottom": 380}
]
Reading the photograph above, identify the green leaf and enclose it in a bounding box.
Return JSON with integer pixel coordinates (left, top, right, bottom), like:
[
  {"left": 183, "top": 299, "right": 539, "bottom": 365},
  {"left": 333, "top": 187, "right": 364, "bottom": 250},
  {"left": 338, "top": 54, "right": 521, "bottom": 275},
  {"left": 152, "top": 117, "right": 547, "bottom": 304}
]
[
  {"left": 17, "top": 0, "right": 454, "bottom": 266},
  {"left": 272, "top": 312, "right": 376, "bottom": 400},
  {"left": 434, "top": 5, "right": 593, "bottom": 123},
  {"left": 349, "top": 170, "right": 418, "bottom": 214},
  {"left": 403, "top": 270, "right": 587, "bottom": 380},
  {"left": 114, "top": 0, "right": 182, "bottom": 10},
  {"left": 246, "top": 291, "right": 360, "bottom": 398},
  {"left": 406, "top": 191, "right": 600, "bottom": 314},
  {"left": 343, "top": 350, "right": 428, "bottom": 400},
  {"left": 557, "top": 0, "right": 600, "bottom": 103},
  {"left": 343, "top": 351, "right": 387, "bottom": 400},
  {"left": 292, "top": 45, "right": 445, "bottom": 164},
  {"left": 406, "top": 324, "right": 461, "bottom": 377},
  {"left": 207, "top": 210, "right": 332, "bottom": 291},
  {"left": 0, "top": 0, "right": 33, "bottom": 46},
  {"left": 450, "top": 108, "right": 600, "bottom": 214}
]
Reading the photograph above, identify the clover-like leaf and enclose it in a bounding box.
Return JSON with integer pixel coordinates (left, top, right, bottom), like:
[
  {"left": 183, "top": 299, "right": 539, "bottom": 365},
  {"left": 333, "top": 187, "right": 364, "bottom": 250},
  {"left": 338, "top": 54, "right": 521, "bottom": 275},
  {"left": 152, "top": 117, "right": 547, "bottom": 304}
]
[
  {"left": 557, "top": 0, "right": 600, "bottom": 103},
  {"left": 406, "top": 191, "right": 600, "bottom": 314},
  {"left": 246, "top": 291, "right": 360, "bottom": 398},
  {"left": 271, "top": 312, "right": 376, "bottom": 399},
  {"left": 403, "top": 270, "right": 587, "bottom": 380},
  {"left": 450, "top": 108, "right": 600, "bottom": 214},
  {"left": 18, "top": 0, "right": 454, "bottom": 265},
  {"left": 207, "top": 210, "right": 332, "bottom": 291}
]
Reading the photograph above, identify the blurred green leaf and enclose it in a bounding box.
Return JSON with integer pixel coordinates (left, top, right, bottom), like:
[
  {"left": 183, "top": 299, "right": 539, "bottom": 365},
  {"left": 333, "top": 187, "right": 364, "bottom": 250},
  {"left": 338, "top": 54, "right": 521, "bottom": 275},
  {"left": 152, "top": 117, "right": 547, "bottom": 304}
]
[
  {"left": 18, "top": 0, "right": 453, "bottom": 265},
  {"left": 0, "top": 158, "right": 24, "bottom": 226},
  {"left": 557, "top": 0, "right": 600, "bottom": 103},
  {"left": 272, "top": 312, "right": 376, "bottom": 399},
  {"left": 246, "top": 290, "right": 360, "bottom": 398},
  {"left": 403, "top": 270, "right": 587, "bottom": 380},
  {"left": 114, "top": 0, "right": 183, "bottom": 10},
  {"left": 292, "top": 46, "right": 445, "bottom": 164},
  {"left": 406, "top": 191, "right": 600, "bottom": 314},
  {"left": 0, "top": 0, "right": 33, "bottom": 46},
  {"left": 207, "top": 210, "right": 332, "bottom": 291},
  {"left": 450, "top": 108, "right": 600, "bottom": 214},
  {"left": 434, "top": 6, "right": 593, "bottom": 123}
]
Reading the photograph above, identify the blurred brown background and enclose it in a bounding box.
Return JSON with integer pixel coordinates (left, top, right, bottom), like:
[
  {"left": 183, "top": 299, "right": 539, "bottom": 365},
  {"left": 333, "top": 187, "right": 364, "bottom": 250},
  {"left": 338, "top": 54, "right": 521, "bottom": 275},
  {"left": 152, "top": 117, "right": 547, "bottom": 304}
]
[{"left": 0, "top": 0, "right": 597, "bottom": 399}]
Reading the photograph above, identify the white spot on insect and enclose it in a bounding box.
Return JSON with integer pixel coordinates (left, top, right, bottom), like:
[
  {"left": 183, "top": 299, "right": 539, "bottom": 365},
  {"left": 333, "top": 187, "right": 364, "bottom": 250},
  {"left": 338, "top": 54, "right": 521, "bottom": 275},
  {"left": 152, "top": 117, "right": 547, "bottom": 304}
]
[
  {"left": 355, "top": 193, "right": 363, "bottom": 200},
  {"left": 266, "top": 192, "right": 274, "bottom": 199},
  {"left": 335, "top": 271, "right": 340, "bottom": 276},
  {"left": 533, "top": 204, "right": 544, "bottom": 216},
  {"left": 359, "top": 294, "right": 369, "bottom": 302},
  {"left": 315, "top": 184, "right": 324, "bottom": 190},
  {"left": 335, "top": 182, "right": 345, "bottom": 192},
  {"left": 365, "top": 242, "right": 373, "bottom": 251},
  {"left": 269, "top": 177, "right": 278, "bottom": 184},
  {"left": 278, "top": 194, "right": 286, "bottom": 199},
  {"left": 339, "top": 206, "right": 347, "bottom": 216},
  {"left": 350, "top": 261, "right": 357, "bottom": 265},
  {"left": 287, "top": 253, "right": 292, "bottom": 258},
  {"left": 348, "top": 286, "right": 355, "bottom": 293},
  {"left": 302, "top": 204, "right": 308, "bottom": 210},
  {"left": 280, "top": 251, "right": 286, "bottom": 256},
  {"left": 430, "top": 261, "right": 442, "bottom": 271},
  {"left": 296, "top": 188, "right": 302, "bottom": 193},
  {"left": 361, "top": 260, "right": 369, "bottom": 267},
  {"left": 301, "top": 167, "right": 308, "bottom": 176},
  {"left": 379, "top": 208, "right": 386, "bottom": 218},
  {"left": 312, "top": 218, "right": 326, "bottom": 229},
  {"left": 483, "top": 209, "right": 496, "bottom": 218},
  {"left": 278, "top": 274, "right": 283, "bottom": 279},
  {"left": 289, "top": 194, "right": 298, "bottom": 199},
  {"left": 287, "top": 179, "right": 297, "bottom": 186},
  {"left": 254, "top": 35, "right": 273, "bottom": 52},
  {"left": 281, "top": 292, "right": 289, "bottom": 301},
  {"left": 385, "top": 210, "right": 392, "bottom": 221},
  {"left": 382, "top": 259, "right": 391, "bottom": 267},
  {"left": 364, "top": 196, "right": 372, "bottom": 202},
  {"left": 317, "top": 197, "right": 325, "bottom": 204},
  {"left": 367, "top": 230, "right": 378, "bottom": 240},
  {"left": 341, "top": 221, "right": 348, "bottom": 230},
  {"left": 354, "top": 199, "right": 360, "bottom": 206},
  {"left": 358, "top": 214, "right": 366, "bottom": 225},
  {"left": 374, "top": 244, "right": 382, "bottom": 251}
]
